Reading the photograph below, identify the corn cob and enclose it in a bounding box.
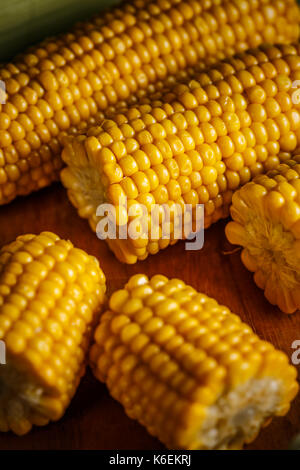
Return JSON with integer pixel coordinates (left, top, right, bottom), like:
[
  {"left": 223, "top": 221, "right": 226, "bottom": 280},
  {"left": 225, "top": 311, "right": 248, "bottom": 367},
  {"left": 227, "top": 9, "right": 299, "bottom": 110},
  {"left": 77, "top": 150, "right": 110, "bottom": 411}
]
[
  {"left": 0, "top": 0, "right": 299, "bottom": 205},
  {"left": 226, "top": 153, "right": 300, "bottom": 314},
  {"left": 289, "top": 433, "right": 300, "bottom": 450},
  {"left": 0, "top": 232, "right": 106, "bottom": 435},
  {"left": 61, "top": 43, "right": 300, "bottom": 264},
  {"left": 90, "top": 273, "right": 298, "bottom": 450}
]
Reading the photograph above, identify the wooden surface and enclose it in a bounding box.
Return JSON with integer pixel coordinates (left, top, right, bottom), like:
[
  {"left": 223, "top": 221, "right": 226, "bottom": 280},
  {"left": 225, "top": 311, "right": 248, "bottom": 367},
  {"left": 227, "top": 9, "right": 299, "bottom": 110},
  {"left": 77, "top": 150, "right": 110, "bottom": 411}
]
[{"left": 0, "top": 182, "right": 299, "bottom": 450}]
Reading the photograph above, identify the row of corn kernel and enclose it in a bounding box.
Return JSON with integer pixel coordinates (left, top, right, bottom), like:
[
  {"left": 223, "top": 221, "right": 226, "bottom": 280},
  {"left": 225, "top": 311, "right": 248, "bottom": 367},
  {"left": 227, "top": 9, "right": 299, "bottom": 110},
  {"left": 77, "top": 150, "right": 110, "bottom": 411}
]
[
  {"left": 1, "top": 0, "right": 299, "bottom": 204},
  {"left": 76, "top": 0, "right": 300, "bottom": 121},
  {"left": 61, "top": 43, "right": 300, "bottom": 263}
]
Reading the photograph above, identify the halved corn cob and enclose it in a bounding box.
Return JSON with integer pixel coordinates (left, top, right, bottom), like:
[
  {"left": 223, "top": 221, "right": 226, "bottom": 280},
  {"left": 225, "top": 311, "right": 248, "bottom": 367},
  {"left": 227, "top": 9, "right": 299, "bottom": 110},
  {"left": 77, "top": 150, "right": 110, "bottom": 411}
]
[
  {"left": 90, "top": 273, "right": 298, "bottom": 450},
  {"left": 1, "top": 0, "right": 299, "bottom": 205},
  {"left": 62, "top": 43, "right": 300, "bottom": 263},
  {"left": 226, "top": 153, "right": 300, "bottom": 314},
  {"left": 0, "top": 232, "right": 106, "bottom": 435}
]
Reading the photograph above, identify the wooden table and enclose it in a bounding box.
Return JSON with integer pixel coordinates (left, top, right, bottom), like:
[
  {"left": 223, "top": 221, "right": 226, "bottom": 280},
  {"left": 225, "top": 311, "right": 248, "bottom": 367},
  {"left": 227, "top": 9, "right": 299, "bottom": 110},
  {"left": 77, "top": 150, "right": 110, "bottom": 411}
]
[{"left": 0, "top": 183, "right": 299, "bottom": 450}]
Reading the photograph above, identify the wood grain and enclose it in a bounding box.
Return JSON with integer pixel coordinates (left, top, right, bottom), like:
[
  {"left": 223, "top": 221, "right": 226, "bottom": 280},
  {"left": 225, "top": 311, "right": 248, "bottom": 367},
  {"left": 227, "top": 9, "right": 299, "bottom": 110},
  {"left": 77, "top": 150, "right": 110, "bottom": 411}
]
[{"left": 0, "top": 183, "right": 299, "bottom": 450}]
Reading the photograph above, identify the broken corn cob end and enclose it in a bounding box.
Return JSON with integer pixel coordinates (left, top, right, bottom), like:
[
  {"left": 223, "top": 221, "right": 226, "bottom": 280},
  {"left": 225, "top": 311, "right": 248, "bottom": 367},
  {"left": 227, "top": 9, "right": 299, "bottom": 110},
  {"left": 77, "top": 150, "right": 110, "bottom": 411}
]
[
  {"left": 0, "top": 232, "right": 106, "bottom": 435},
  {"left": 226, "top": 153, "right": 300, "bottom": 314},
  {"left": 90, "top": 274, "right": 298, "bottom": 450}
]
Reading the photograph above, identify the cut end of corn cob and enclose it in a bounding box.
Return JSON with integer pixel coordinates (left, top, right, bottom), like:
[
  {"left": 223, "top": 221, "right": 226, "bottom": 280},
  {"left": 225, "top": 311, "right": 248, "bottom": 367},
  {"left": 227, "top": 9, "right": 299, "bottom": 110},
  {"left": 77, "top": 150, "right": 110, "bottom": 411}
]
[
  {"left": 1, "top": 0, "right": 300, "bottom": 205},
  {"left": 0, "top": 232, "right": 106, "bottom": 435},
  {"left": 226, "top": 153, "right": 300, "bottom": 314},
  {"left": 89, "top": 274, "right": 298, "bottom": 450},
  {"left": 62, "top": 42, "right": 300, "bottom": 263}
]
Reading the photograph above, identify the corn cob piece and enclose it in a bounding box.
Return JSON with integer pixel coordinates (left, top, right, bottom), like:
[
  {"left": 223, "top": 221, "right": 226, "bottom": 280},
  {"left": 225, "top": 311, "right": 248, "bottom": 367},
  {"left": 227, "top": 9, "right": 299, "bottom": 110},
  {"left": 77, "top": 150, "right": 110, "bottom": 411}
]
[
  {"left": 90, "top": 273, "right": 298, "bottom": 450},
  {"left": 62, "top": 43, "right": 300, "bottom": 264},
  {"left": 226, "top": 153, "right": 300, "bottom": 314},
  {"left": 0, "top": 0, "right": 299, "bottom": 205},
  {"left": 0, "top": 232, "right": 106, "bottom": 435}
]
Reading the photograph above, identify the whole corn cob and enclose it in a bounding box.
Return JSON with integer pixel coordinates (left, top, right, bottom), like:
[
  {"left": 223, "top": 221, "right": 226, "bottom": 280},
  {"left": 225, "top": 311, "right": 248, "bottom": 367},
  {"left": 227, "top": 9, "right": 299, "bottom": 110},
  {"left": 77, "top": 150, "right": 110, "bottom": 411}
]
[
  {"left": 1, "top": 0, "right": 299, "bottom": 205},
  {"left": 62, "top": 43, "right": 300, "bottom": 263},
  {"left": 0, "top": 232, "right": 106, "bottom": 435},
  {"left": 90, "top": 273, "right": 298, "bottom": 450},
  {"left": 226, "top": 153, "right": 300, "bottom": 314}
]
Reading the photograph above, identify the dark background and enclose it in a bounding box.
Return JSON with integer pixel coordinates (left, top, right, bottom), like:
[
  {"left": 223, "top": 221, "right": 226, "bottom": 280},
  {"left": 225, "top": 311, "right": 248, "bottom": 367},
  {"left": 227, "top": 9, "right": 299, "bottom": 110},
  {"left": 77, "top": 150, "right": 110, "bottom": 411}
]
[{"left": 0, "top": 0, "right": 119, "bottom": 62}]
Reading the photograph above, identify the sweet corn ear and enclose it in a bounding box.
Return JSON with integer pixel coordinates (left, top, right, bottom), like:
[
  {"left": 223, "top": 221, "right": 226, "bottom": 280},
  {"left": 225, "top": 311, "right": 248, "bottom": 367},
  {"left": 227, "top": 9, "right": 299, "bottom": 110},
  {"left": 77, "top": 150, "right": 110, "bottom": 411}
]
[
  {"left": 90, "top": 274, "right": 298, "bottom": 450},
  {"left": 62, "top": 43, "right": 300, "bottom": 263},
  {"left": 226, "top": 152, "right": 300, "bottom": 314},
  {"left": 1, "top": 0, "right": 299, "bottom": 204},
  {"left": 0, "top": 232, "right": 106, "bottom": 435}
]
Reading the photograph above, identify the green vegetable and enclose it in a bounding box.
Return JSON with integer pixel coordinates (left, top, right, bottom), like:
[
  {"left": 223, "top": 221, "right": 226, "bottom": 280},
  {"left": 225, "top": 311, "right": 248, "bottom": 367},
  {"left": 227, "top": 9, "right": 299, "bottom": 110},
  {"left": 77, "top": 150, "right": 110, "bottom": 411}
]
[{"left": 0, "top": 0, "right": 119, "bottom": 62}]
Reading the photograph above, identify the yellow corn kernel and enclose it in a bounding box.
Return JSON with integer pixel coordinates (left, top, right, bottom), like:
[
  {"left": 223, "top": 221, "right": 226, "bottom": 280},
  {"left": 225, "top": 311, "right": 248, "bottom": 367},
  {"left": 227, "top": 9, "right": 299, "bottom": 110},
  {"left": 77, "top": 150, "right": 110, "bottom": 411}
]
[
  {"left": 90, "top": 274, "right": 298, "bottom": 450},
  {"left": 62, "top": 43, "right": 300, "bottom": 263},
  {"left": 0, "top": 0, "right": 299, "bottom": 205},
  {"left": 0, "top": 232, "right": 106, "bottom": 435},
  {"left": 226, "top": 152, "right": 300, "bottom": 313}
]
